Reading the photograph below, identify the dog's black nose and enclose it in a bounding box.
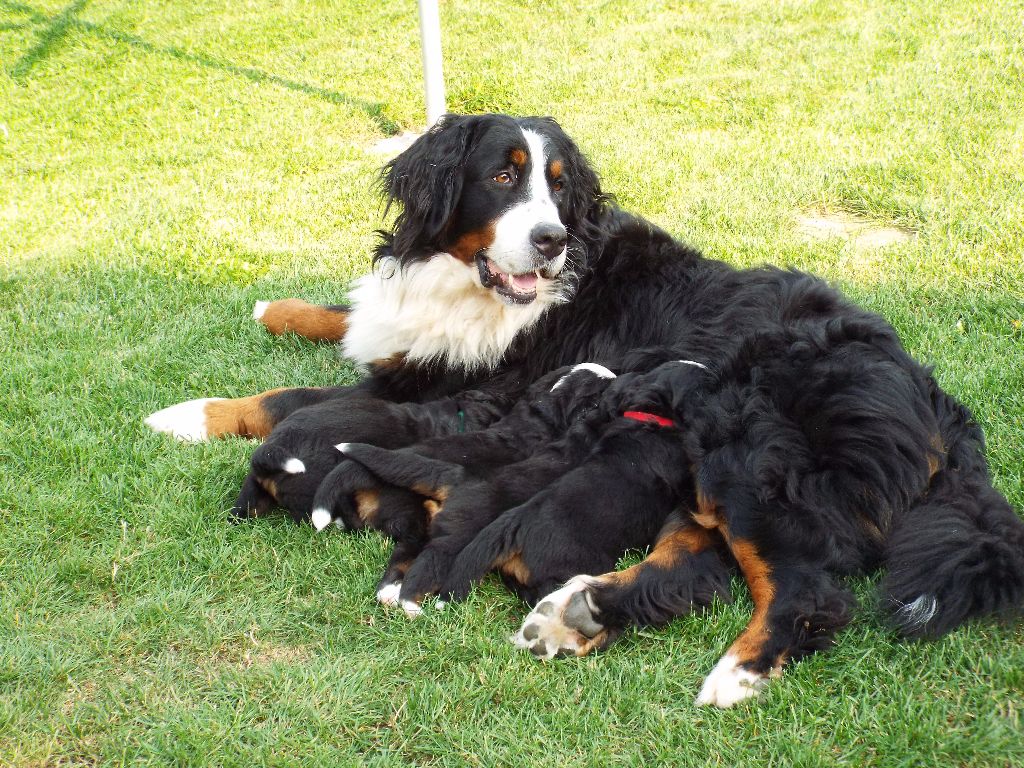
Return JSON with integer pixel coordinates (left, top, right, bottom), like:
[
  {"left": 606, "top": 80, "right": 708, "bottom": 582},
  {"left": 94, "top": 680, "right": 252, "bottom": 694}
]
[{"left": 530, "top": 223, "right": 568, "bottom": 260}]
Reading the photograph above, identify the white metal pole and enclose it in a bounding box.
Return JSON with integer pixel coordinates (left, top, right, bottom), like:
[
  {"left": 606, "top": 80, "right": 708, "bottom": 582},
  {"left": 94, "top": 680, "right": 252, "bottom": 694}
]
[{"left": 417, "top": 0, "right": 447, "bottom": 128}]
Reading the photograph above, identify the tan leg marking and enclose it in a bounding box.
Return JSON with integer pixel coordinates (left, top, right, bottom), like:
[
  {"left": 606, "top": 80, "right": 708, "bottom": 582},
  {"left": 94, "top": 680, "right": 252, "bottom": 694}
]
[
  {"left": 696, "top": 535, "right": 781, "bottom": 707},
  {"left": 599, "top": 520, "right": 719, "bottom": 589},
  {"left": 422, "top": 499, "right": 443, "bottom": 520},
  {"left": 202, "top": 387, "right": 290, "bottom": 439},
  {"left": 256, "top": 476, "right": 279, "bottom": 501},
  {"left": 927, "top": 434, "right": 946, "bottom": 481},
  {"left": 724, "top": 538, "right": 777, "bottom": 666},
  {"left": 256, "top": 299, "right": 348, "bottom": 341},
  {"left": 355, "top": 489, "right": 381, "bottom": 524},
  {"left": 498, "top": 552, "right": 532, "bottom": 586},
  {"left": 693, "top": 488, "right": 721, "bottom": 529}
]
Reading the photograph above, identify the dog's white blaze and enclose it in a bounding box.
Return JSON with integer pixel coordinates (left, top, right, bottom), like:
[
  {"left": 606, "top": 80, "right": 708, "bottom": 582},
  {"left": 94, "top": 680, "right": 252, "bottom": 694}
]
[
  {"left": 310, "top": 507, "right": 333, "bottom": 531},
  {"left": 342, "top": 255, "right": 557, "bottom": 371},
  {"left": 551, "top": 362, "right": 617, "bottom": 391},
  {"left": 282, "top": 458, "right": 306, "bottom": 474},
  {"left": 252, "top": 300, "right": 269, "bottom": 320},
  {"left": 695, "top": 653, "right": 767, "bottom": 708},
  {"left": 144, "top": 397, "right": 223, "bottom": 442},
  {"left": 488, "top": 129, "right": 566, "bottom": 276}
]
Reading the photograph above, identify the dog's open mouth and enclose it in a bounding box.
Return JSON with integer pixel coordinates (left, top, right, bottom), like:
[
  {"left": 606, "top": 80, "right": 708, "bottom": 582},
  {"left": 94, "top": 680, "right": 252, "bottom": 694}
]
[{"left": 476, "top": 255, "right": 540, "bottom": 305}]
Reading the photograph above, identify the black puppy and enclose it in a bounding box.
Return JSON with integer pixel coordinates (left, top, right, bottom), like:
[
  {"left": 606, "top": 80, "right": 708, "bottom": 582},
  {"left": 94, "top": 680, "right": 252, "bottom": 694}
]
[
  {"left": 230, "top": 387, "right": 512, "bottom": 523},
  {"left": 308, "top": 361, "right": 621, "bottom": 613},
  {"left": 321, "top": 359, "right": 733, "bottom": 619},
  {"left": 436, "top": 360, "right": 735, "bottom": 621}
]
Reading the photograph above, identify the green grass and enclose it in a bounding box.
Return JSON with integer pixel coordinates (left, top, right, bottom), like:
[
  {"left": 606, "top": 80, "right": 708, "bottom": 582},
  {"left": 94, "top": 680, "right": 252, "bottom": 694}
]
[{"left": 2, "top": 0, "right": 1022, "bottom": 764}]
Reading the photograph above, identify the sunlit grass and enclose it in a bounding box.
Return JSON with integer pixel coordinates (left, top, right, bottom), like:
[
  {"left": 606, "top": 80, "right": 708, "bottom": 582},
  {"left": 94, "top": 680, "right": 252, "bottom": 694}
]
[{"left": 1, "top": 0, "right": 1022, "bottom": 765}]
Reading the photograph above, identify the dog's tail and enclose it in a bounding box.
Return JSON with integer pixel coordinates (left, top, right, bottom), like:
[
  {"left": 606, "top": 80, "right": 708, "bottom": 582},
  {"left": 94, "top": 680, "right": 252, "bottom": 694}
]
[
  {"left": 337, "top": 442, "right": 465, "bottom": 493},
  {"left": 882, "top": 386, "right": 1024, "bottom": 638},
  {"left": 440, "top": 505, "right": 528, "bottom": 602}
]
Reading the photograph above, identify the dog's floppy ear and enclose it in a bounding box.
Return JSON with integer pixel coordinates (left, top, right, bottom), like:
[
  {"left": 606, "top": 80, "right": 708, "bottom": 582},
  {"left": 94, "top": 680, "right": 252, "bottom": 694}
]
[
  {"left": 380, "top": 114, "right": 482, "bottom": 262},
  {"left": 532, "top": 117, "right": 608, "bottom": 239}
]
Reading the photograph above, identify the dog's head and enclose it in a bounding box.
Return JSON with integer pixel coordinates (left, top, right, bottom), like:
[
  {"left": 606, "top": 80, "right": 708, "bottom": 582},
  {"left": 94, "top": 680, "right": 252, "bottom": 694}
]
[{"left": 379, "top": 114, "right": 605, "bottom": 306}]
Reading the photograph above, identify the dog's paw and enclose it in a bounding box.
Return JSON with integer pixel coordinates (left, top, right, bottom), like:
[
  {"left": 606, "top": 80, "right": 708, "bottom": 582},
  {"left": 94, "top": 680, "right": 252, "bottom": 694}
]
[
  {"left": 144, "top": 398, "right": 223, "bottom": 442},
  {"left": 695, "top": 653, "right": 770, "bottom": 708},
  {"left": 511, "top": 577, "right": 617, "bottom": 659},
  {"left": 376, "top": 581, "right": 402, "bottom": 607}
]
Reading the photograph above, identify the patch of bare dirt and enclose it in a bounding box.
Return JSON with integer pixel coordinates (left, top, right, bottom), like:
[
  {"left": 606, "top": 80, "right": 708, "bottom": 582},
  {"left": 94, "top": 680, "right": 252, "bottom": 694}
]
[{"left": 797, "top": 212, "right": 916, "bottom": 250}]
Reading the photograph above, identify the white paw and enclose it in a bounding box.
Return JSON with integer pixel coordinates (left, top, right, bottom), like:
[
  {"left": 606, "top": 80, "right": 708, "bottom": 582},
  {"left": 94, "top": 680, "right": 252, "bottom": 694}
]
[
  {"left": 376, "top": 582, "right": 402, "bottom": 606},
  {"left": 400, "top": 599, "right": 423, "bottom": 618},
  {"left": 253, "top": 300, "right": 270, "bottom": 320},
  {"left": 695, "top": 653, "right": 767, "bottom": 708},
  {"left": 144, "top": 398, "right": 223, "bottom": 442},
  {"left": 310, "top": 507, "right": 333, "bottom": 531},
  {"left": 511, "top": 576, "right": 605, "bottom": 659}
]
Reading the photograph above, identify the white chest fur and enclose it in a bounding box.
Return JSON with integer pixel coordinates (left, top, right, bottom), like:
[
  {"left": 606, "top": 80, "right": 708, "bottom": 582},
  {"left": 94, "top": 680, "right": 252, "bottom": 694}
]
[{"left": 341, "top": 255, "right": 557, "bottom": 371}]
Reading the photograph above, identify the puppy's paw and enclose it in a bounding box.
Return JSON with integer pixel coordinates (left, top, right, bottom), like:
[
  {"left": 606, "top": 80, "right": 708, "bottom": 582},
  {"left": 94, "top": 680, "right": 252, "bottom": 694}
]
[
  {"left": 511, "top": 577, "right": 617, "bottom": 659},
  {"left": 376, "top": 581, "right": 402, "bottom": 607},
  {"left": 695, "top": 653, "right": 770, "bottom": 708}
]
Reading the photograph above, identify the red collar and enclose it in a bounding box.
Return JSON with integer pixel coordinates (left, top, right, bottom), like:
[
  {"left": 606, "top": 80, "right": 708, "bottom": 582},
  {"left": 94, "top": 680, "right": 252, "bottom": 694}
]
[{"left": 622, "top": 410, "right": 677, "bottom": 428}]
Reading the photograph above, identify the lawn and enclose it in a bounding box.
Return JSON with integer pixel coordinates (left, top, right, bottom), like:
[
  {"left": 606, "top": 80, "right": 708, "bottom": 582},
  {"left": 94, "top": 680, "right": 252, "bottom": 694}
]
[{"left": 1, "top": 0, "right": 1022, "bottom": 765}]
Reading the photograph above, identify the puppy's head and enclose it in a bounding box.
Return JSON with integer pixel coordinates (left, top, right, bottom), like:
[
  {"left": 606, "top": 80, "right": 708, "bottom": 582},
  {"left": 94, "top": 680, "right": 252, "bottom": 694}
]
[
  {"left": 379, "top": 114, "right": 604, "bottom": 305},
  {"left": 525, "top": 362, "right": 618, "bottom": 427}
]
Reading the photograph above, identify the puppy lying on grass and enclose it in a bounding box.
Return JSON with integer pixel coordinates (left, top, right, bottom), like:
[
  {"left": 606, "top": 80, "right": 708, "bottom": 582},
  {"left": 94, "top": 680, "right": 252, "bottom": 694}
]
[
  {"left": 317, "top": 358, "right": 733, "bottom": 622},
  {"left": 307, "top": 361, "right": 623, "bottom": 614},
  {"left": 232, "top": 358, "right": 641, "bottom": 610}
]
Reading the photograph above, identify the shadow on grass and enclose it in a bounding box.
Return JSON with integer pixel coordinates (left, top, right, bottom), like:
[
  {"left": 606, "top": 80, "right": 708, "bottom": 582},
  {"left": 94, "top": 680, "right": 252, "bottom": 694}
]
[
  {"left": 6, "top": 0, "right": 88, "bottom": 79},
  {"left": 2, "top": 0, "right": 400, "bottom": 134}
]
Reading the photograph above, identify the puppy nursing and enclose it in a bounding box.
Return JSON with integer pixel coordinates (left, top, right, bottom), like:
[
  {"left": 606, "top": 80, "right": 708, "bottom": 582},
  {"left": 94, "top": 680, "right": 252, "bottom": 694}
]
[{"left": 207, "top": 114, "right": 1024, "bottom": 708}]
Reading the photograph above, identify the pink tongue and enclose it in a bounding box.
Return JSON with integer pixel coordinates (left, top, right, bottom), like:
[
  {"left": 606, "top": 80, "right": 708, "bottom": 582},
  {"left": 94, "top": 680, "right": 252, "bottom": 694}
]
[{"left": 509, "top": 272, "right": 538, "bottom": 293}]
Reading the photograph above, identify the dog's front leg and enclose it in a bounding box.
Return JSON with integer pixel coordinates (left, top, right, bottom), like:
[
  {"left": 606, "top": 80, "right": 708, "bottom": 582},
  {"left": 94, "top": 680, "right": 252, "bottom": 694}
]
[{"left": 253, "top": 299, "right": 349, "bottom": 342}]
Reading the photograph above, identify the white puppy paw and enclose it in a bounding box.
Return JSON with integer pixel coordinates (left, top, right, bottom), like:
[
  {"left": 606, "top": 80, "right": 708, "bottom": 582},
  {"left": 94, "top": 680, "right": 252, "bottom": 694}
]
[{"left": 375, "top": 582, "right": 402, "bottom": 607}]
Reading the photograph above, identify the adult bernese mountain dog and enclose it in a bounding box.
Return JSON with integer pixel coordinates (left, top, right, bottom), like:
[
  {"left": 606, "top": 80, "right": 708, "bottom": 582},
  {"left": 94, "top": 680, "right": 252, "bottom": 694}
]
[{"left": 146, "top": 113, "right": 1024, "bottom": 707}]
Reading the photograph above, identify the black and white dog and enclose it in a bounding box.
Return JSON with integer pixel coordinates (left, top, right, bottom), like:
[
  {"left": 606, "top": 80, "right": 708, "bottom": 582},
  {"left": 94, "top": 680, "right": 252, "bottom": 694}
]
[{"left": 146, "top": 113, "right": 1024, "bottom": 707}]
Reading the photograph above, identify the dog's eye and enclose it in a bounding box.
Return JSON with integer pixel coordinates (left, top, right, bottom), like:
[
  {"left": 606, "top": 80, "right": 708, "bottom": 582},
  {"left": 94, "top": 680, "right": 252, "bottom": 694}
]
[
  {"left": 552, "top": 179, "right": 564, "bottom": 192},
  {"left": 493, "top": 171, "right": 515, "bottom": 184}
]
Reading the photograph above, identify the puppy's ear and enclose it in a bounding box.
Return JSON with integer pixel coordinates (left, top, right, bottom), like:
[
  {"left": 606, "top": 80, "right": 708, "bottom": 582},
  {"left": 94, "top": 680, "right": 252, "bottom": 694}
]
[{"left": 380, "top": 114, "right": 482, "bottom": 261}]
